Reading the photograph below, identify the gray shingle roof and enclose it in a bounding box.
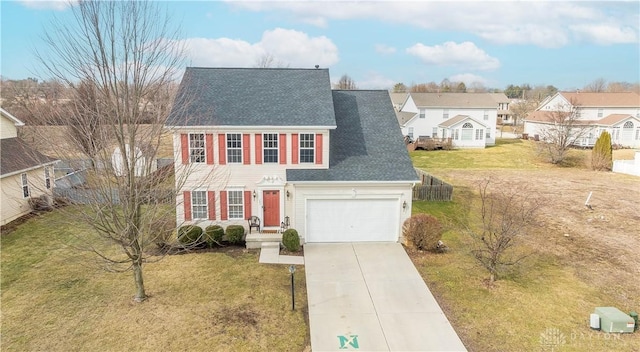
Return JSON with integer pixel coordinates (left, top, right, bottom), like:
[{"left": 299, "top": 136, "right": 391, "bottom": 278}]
[
  {"left": 287, "top": 90, "right": 418, "bottom": 182},
  {"left": 166, "top": 67, "right": 337, "bottom": 127},
  {"left": 1, "top": 138, "right": 58, "bottom": 177}
]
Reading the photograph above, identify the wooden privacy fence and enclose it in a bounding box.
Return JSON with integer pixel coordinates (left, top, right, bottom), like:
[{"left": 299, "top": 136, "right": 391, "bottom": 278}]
[{"left": 412, "top": 169, "right": 453, "bottom": 201}]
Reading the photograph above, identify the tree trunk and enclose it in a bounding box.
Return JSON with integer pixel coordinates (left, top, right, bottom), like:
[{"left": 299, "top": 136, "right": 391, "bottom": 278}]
[{"left": 132, "top": 260, "right": 146, "bottom": 302}]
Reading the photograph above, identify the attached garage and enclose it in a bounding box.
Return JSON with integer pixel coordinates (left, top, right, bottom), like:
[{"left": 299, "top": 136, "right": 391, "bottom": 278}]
[{"left": 306, "top": 198, "right": 400, "bottom": 243}]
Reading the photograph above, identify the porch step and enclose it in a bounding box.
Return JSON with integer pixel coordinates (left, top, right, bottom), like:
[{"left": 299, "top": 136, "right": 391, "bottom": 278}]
[{"left": 245, "top": 232, "right": 282, "bottom": 249}]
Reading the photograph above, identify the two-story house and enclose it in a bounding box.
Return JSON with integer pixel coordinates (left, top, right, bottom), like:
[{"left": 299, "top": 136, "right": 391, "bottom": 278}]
[
  {"left": 398, "top": 92, "right": 508, "bottom": 148},
  {"left": 166, "top": 68, "right": 418, "bottom": 245},
  {"left": 524, "top": 91, "right": 640, "bottom": 147},
  {"left": 1, "top": 108, "right": 58, "bottom": 225}
]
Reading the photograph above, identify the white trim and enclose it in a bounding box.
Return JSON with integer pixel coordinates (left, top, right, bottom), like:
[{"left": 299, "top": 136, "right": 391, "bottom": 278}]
[
  {"left": 0, "top": 160, "right": 59, "bottom": 179},
  {"left": 0, "top": 108, "right": 25, "bottom": 126}
]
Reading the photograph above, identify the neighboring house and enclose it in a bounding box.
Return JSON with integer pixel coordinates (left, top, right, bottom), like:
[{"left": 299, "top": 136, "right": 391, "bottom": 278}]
[
  {"left": 397, "top": 92, "right": 508, "bottom": 148},
  {"left": 0, "top": 108, "right": 58, "bottom": 226},
  {"left": 524, "top": 91, "right": 640, "bottom": 148},
  {"left": 166, "top": 67, "right": 418, "bottom": 244}
]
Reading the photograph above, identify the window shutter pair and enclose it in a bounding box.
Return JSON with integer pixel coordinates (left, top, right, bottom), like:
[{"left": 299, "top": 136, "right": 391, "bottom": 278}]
[
  {"left": 218, "top": 190, "right": 251, "bottom": 220},
  {"left": 291, "top": 133, "right": 322, "bottom": 164},
  {"left": 180, "top": 134, "right": 214, "bottom": 164},
  {"left": 183, "top": 190, "right": 216, "bottom": 221}
]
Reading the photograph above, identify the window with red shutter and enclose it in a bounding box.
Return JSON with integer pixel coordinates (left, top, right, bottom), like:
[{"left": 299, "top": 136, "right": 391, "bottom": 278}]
[
  {"left": 183, "top": 191, "right": 192, "bottom": 221},
  {"left": 292, "top": 133, "right": 299, "bottom": 164},
  {"left": 206, "top": 134, "right": 214, "bottom": 164},
  {"left": 220, "top": 190, "right": 228, "bottom": 220},
  {"left": 218, "top": 134, "right": 226, "bottom": 165},
  {"left": 208, "top": 191, "right": 216, "bottom": 220},
  {"left": 255, "top": 134, "right": 262, "bottom": 164},
  {"left": 315, "top": 134, "right": 323, "bottom": 164},
  {"left": 244, "top": 190, "right": 251, "bottom": 219},
  {"left": 243, "top": 134, "right": 250, "bottom": 164},
  {"left": 279, "top": 133, "right": 287, "bottom": 164},
  {"left": 181, "top": 134, "right": 189, "bottom": 164}
]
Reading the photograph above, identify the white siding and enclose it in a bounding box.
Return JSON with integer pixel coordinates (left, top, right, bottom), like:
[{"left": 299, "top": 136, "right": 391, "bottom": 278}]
[
  {"left": 1, "top": 115, "right": 18, "bottom": 139},
  {"left": 290, "top": 183, "right": 413, "bottom": 243}
]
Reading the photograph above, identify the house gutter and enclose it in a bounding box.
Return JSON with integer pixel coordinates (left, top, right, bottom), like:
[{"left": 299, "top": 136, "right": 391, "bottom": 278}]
[{"left": 0, "top": 160, "right": 60, "bottom": 179}]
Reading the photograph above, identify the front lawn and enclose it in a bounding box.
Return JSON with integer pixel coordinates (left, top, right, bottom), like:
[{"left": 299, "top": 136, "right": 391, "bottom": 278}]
[
  {"left": 1, "top": 207, "right": 309, "bottom": 351},
  {"left": 409, "top": 139, "right": 640, "bottom": 351}
]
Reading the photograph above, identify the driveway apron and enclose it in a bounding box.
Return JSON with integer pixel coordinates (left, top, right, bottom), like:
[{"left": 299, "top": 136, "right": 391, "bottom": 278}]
[{"left": 305, "top": 242, "right": 467, "bottom": 352}]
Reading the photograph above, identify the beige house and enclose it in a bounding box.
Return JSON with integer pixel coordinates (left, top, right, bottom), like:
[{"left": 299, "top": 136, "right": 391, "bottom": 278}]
[{"left": 1, "top": 108, "right": 57, "bottom": 225}]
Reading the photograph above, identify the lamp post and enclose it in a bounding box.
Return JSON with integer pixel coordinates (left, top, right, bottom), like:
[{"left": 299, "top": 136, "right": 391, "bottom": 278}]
[{"left": 289, "top": 265, "right": 296, "bottom": 311}]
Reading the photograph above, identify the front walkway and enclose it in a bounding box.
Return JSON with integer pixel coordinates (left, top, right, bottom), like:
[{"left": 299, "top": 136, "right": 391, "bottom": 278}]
[{"left": 304, "top": 242, "right": 467, "bottom": 351}]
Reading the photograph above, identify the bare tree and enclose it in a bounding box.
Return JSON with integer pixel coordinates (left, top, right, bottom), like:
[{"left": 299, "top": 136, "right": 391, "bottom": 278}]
[
  {"left": 583, "top": 78, "right": 607, "bottom": 92},
  {"left": 253, "top": 53, "right": 289, "bottom": 68},
  {"left": 468, "top": 179, "right": 543, "bottom": 283},
  {"left": 536, "top": 100, "right": 592, "bottom": 164},
  {"left": 35, "top": 0, "right": 186, "bottom": 302},
  {"left": 335, "top": 74, "right": 357, "bottom": 89},
  {"left": 509, "top": 100, "right": 537, "bottom": 134}
]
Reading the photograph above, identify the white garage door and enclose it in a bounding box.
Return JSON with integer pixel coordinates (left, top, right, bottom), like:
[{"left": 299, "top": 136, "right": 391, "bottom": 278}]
[{"left": 306, "top": 199, "right": 399, "bottom": 242}]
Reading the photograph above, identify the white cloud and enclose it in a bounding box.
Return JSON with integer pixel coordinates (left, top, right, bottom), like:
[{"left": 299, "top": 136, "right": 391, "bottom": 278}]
[
  {"left": 357, "top": 72, "right": 396, "bottom": 89},
  {"left": 449, "top": 73, "right": 488, "bottom": 87},
  {"left": 18, "top": 0, "right": 72, "bottom": 10},
  {"left": 374, "top": 44, "right": 396, "bottom": 55},
  {"left": 177, "top": 28, "right": 339, "bottom": 68},
  {"left": 406, "top": 41, "right": 500, "bottom": 71},
  {"left": 570, "top": 24, "right": 638, "bottom": 45},
  {"left": 227, "top": 1, "right": 639, "bottom": 47}
]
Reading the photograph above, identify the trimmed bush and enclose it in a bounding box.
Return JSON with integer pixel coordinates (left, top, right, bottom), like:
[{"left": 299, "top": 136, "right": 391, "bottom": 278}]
[
  {"left": 177, "top": 225, "right": 203, "bottom": 245},
  {"left": 282, "top": 229, "right": 301, "bottom": 252},
  {"left": 225, "top": 225, "right": 245, "bottom": 244},
  {"left": 204, "top": 225, "right": 224, "bottom": 247},
  {"left": 591, "top": 131, "right": 612, "bottom": 171},
  {"left": 403, "top": 214, "right": 443, "bottom": 251}
]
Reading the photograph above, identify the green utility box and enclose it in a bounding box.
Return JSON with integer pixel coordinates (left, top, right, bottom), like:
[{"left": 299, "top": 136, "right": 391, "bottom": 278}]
[{"left": 594, "top": 307, "right": 635, "bottom": 333}]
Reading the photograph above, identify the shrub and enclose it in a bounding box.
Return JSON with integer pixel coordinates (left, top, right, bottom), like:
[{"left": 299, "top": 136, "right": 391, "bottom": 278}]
[
  {"left": 403, "top": 214, "right": 443, "bottom": 251},
  {"left": 591, "top": 131, "right": 612, "bottom": 171},
  {"left": 282, "top": 229, "right": 301, "bottom": 252},
  {"left": 28, "top": 194, "right": 54, "bottom": 212},
  {"left": 225, "top": 225, "right": 245, "bottom": 244},
  {"left": 177, "top": 225, "right": 203, "bottom": 245},
  {"left": 204, "top": 225, "right": 224, "bottom": 247}
]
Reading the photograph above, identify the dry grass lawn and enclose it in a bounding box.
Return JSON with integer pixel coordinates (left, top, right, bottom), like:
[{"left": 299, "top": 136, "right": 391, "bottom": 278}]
[
  {"left": 410, "top": 139, "right": 640, "bottom": 352},
  {"left": 1, "top": 208, "right": 309, "bottom": 351}
]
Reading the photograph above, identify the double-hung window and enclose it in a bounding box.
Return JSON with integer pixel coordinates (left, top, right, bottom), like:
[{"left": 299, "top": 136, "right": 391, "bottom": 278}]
[
  {"left": 191, "top": 191, "right": 207, "bottom": 219},
  {"left": 263, "top": 133, "right": 278, "bottom": 163},
  {"left": 189, "top": 133, "right": 205, "bottom": 163},
  {"left": 475, "top": 129, "right": 484, "bottom": 140},
  {"left": 44, "top": 168, "right": 51, "bottom": 189},
  {"left": 419, "top": 109, "right": 425, "bottom": 119},
  {"left": 443, "top": 109, "right": 449, "bottom": 119},
  {"left": 227, "top": 190, "right": 244, "bottom": 219},
  {"left": 227, "top": 133, "right": 242, "bottom": 163},
  {"left": 21, "top": 173, "right": 29, "bottom": 198},
  {"left": 299, "top": 133, "right": 315, "bottom": 163},
  {"left": 483, "top": 110, "right": 489, "bottom": 121}
]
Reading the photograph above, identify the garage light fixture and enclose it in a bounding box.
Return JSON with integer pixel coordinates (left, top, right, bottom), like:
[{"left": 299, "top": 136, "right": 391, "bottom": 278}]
[
  {"left": 402, "top": 200, "right": 407, "bottom": 210},
  {"left": 286, "top": 190, "right": 290, "bottom": 198},
  {"left": 253, "top": 190, "right": 257, "bottom": 199}
]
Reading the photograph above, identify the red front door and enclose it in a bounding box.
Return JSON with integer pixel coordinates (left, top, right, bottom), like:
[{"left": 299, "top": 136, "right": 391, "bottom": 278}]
[{"left": 263, "top": 190, "right": 280, "bottom": 227}]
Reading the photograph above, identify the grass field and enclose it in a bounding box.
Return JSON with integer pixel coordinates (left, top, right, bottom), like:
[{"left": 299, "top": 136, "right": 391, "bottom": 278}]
[
  {"left": 409, "top": 139, "right": 640, "bottom": 352},
  {"left": 1, "top": 208, "right": 309, "bottom": 351}
]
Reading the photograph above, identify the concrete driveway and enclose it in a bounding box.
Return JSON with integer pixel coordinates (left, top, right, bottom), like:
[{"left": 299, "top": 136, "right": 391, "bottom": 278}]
[{"left": 304, "top": 242, "right": 467, "bottom": 352}]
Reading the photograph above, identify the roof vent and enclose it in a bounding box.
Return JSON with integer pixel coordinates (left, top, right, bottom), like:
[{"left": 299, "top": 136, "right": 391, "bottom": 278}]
[{"left": 315, "top": 65, "right": 319, "bottom": 69}]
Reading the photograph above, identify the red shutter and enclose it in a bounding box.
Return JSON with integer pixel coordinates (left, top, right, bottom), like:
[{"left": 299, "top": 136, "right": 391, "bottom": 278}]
[
  {"left": 218, "top": 134, "right": 226, "bottom": 165},
  {"left": 279, "top": 133, "right": 286, "bottom": 164},
  {"left": 208, "top": 191, "right": 216, "bottom": 220},
  {"left": 220, "top": 191, "right": 228, "bottom": 220},
  {"left": 206, "top": 134, "right": 214, "bottom": 164},
  {"left": 244, "top": 190, "right": 251, "bottom": 219},
  {"left": 183, "top": 191, "right": 192, "bottom": 221},
  {"left": 243, "top": 134, "right": 250, "bottom": 165},
  {"left": 292, "top": 133, "right": 299, "bottom": 164},
  {"left": 315, "top": 134, "right": 323, "bottom": 165},
  {"left": 181, "top": 134, "right": 189, "bottom": 164},
  {"left": 255, "top": 134, "right": 262, "bottom": 164}
]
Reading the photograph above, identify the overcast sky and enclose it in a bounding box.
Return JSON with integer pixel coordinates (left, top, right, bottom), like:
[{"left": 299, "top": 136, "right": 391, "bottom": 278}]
[{"left": 1, "top": 0, "right": 638, "bottom": 90}]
